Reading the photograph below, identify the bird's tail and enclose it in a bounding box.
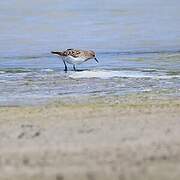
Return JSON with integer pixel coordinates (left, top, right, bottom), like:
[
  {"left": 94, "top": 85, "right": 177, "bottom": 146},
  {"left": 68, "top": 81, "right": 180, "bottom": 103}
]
[{"left": 51, "top": 51, "right": 63, "bottom": 56}]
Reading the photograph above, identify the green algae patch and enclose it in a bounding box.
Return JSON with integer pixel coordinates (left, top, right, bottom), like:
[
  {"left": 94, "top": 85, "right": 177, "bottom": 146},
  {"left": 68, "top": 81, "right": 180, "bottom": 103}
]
[
  {"left": 45, "top": 93, "right": 180, "bottom": 111},
  {"left": 0, "top": 68, "right": 31, "bottom": 73}
]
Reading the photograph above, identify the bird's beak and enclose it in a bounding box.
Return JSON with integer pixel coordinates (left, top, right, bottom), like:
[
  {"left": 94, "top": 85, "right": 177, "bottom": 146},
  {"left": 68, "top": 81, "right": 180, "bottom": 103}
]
[{"left": 94, "top": 57, "right": 99, "bottom": 63}]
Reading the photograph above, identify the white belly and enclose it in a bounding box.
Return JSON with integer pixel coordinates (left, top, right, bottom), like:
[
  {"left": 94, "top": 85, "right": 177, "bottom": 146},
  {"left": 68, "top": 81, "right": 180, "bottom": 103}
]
[{"left": 62, "top": 56, "right": 86, "bottom": 65}]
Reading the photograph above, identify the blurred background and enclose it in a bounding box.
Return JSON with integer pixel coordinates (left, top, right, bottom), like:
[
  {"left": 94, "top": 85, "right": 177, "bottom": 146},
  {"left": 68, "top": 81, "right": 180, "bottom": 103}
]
[{"left": 0, "top": 0, "right": 180, "bottom": 56}]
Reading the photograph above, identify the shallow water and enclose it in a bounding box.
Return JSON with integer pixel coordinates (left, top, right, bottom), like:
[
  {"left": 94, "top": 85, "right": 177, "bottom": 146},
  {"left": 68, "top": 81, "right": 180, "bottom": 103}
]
[{"left": 0, "top": 0, "right": 180, "bottom": 105}]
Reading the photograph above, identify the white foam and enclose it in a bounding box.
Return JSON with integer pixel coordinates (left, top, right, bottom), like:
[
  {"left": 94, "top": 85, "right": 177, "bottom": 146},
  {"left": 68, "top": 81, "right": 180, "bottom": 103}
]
[
  {"left": 69, "top": 70, "right": 180, "bottom": 79},
  {"left": 69, "top": 70, "right": 153, "bottom": 79},
  {"left": 40, "top": 68, "right": 54, "bottom": 72},
  {"left": 153, "top": 75, "right": 180, "bottom": 79}
]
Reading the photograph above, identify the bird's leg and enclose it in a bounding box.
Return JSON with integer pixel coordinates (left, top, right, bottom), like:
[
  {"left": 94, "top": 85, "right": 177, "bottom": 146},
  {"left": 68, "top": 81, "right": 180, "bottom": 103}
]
[
  {"left": 73, "top": 65, "right": 76, "bottom": 71},
  {"left": 63, "top": 60, "right": 67, "bottom": 72}
]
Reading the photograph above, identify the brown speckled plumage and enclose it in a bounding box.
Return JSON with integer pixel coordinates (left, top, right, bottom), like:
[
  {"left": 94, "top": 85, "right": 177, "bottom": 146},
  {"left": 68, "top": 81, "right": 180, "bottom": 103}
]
[
  {"left": 51, "top": 49, "right": 98, "bottom": 72},
  {"left": 51, "top": 49, "right": 95, "bottom": 59}
]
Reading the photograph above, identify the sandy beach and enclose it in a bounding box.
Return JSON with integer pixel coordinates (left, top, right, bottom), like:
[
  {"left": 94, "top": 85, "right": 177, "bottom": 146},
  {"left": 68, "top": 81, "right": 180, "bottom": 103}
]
[{"left": 0, "top": 95, "right": 180, "bottom": 180}]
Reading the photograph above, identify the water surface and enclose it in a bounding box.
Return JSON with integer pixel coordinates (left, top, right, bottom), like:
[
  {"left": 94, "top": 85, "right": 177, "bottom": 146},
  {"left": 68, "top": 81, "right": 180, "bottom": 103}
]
[{"left": 0, "top": 0, "right": 180, "bottom": 105}]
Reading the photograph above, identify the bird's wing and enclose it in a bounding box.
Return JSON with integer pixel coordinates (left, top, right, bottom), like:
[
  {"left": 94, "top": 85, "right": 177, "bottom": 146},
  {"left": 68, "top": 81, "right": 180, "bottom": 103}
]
[
  {"left": 64, "top": 49, "right": 82, "bottom": 58},
  {"left": 51, "top": 49, "right": 82, "bottom": 57}
]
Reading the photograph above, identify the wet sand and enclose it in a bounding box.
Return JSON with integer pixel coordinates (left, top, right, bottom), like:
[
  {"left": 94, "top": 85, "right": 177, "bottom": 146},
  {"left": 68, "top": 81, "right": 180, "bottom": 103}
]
[{"left": 0, "top": 95, "right": 180, "bottom": 180}]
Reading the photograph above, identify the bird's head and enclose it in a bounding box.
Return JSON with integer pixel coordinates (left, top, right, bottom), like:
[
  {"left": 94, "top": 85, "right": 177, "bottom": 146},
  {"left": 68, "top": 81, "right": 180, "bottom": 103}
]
[{"left": 88, "top": 50, "right": 99, "bottom": 63}]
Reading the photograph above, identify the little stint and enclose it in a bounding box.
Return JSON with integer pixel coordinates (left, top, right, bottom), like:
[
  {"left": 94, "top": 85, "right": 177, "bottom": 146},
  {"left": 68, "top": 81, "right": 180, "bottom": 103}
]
[{"left": 51, "top": 49, "right": 98, "bottom": 72}]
